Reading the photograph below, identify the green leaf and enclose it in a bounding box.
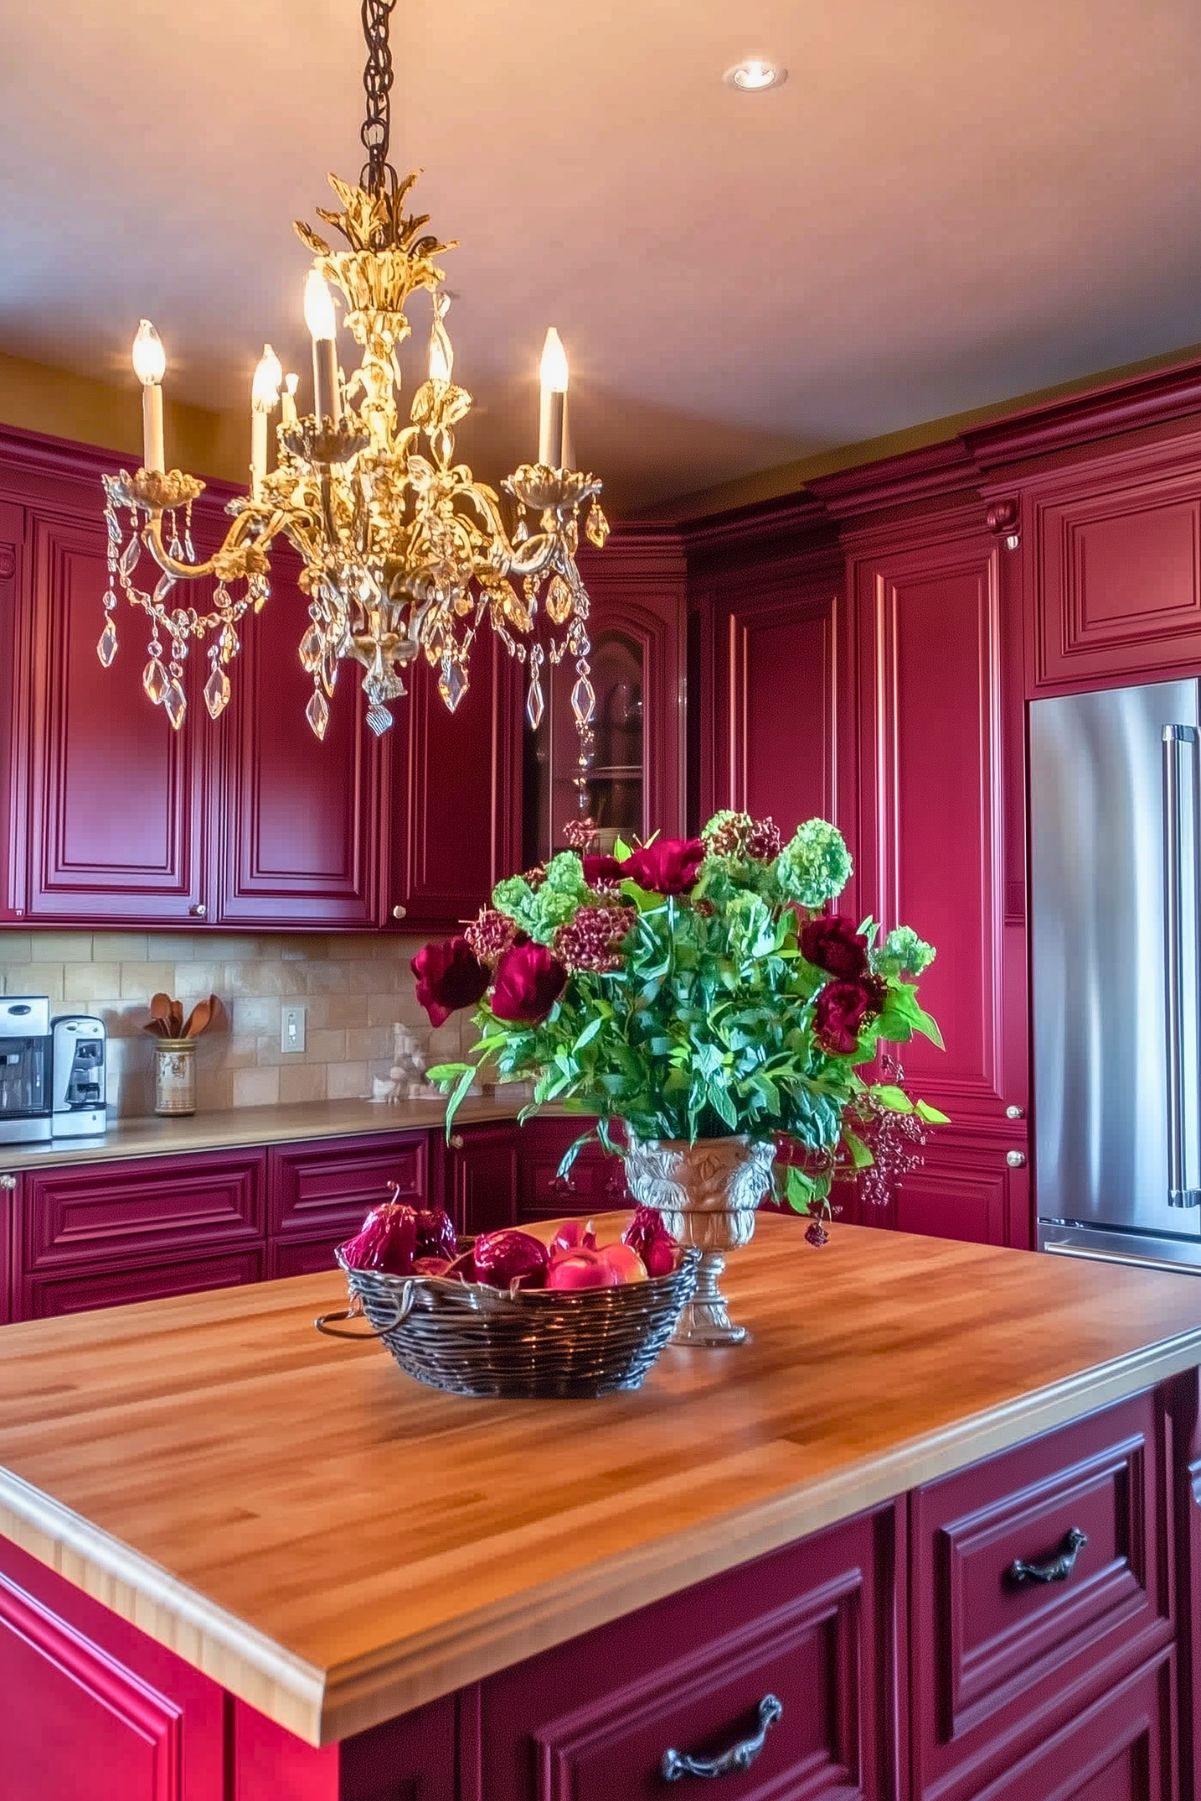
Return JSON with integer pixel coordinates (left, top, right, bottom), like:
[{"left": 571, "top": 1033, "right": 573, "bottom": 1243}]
[
  {"left": 915, "top": 1100, "right": 951, "bottom": 1124},
  {"left": 872, "top": 1083, "right": 914, "bottom": 1113},
  {"left": 843, "top": 1128, "right": 875, "bottom": 1169},
  {"left": 425, "top": 1061, "right": 470, "bottom": 1085},
  {"left": 442, "top": 1064, "right": 475, "bottom": 1137}
]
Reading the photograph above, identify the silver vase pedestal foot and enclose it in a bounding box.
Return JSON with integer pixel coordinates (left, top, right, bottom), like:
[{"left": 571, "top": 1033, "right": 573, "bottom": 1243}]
[{"left": 622, "top": 1134, "right": 776, "bottom": 1347}]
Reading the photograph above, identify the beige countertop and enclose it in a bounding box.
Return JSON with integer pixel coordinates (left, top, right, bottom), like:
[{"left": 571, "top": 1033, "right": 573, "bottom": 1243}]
[
  {"left": 3, "top": 1217, "right": 1201, "bottom": 1745},
  {"left": 0, "top": 1093, "right": 529, "bottom": 1173}
]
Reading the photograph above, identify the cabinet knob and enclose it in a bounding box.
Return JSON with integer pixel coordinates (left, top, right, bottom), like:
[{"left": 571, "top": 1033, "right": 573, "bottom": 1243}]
[
  {"left": 0, "top": 1174, "right": 15, "bottom": 1191},
  {"left": 189, "top": 902, "right": 207, "bottom": 919},
  {"left": 1006, "top": 1150, "right": 1027, "bottom": 1168},
  {"left": 391, "top": 904, "right": 407, "bottom": 921},
  {"left": 448, "top": 1133, "right": 464, "bottom": 1150},
  {"left": 1005, "top": 1104, "right": 1025, "bottom": 1120}
]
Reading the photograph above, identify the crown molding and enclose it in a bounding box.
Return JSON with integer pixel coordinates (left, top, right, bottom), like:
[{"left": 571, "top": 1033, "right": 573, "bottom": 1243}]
[{"left": 963, "top": 355, "right": 1201, "bottom": 474}]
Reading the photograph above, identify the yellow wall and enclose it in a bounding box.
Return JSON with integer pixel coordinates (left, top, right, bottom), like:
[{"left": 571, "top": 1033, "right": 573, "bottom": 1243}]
[{"left": 0, "top": 348, "right": 246, "bottom": 483}]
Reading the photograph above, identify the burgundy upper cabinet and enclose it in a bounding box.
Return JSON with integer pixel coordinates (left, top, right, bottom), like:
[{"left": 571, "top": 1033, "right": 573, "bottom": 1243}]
[
  {"left": 23, "top": 505, "right": 208, "bottom": 923},
  {"left": 699, "top": 544, "right": 848, "bottom": 843},
  {"left": 0, "top": 502, "right": 24, "bottom": 921},
  {"left": 523, "top": 526, "right": 687, "bottom": 864},
  {"left": 1023, "top": 432, "right": 1201, "bottom": 694},
  {"left": 214, "top": 545, "right": 384, "bottom": 928},
  {"left": 850, "top": 512, "right": 1026, "bottom": 1140},
  {"left": 391, "top": 631, "right": 522, "bottom": 932}
]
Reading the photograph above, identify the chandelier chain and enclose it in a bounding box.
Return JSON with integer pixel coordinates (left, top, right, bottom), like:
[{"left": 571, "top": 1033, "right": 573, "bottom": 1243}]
[{"left": 359, "top": 0, "right": 398, "bottom": 198}]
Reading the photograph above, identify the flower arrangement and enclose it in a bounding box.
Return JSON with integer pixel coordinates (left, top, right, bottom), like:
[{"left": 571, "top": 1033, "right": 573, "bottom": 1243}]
[{"left": 419, "top": 812, "right": 946, "bottom": 1231}]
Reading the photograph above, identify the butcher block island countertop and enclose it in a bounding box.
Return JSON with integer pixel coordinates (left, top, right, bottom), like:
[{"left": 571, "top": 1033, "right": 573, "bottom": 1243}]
[{"left": 3, "top": 1216, "right": 1201, "bottom": 1747}]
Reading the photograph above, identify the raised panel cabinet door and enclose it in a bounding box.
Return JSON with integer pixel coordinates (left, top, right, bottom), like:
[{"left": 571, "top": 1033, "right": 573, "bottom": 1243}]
[
  {"left": 712, "top": 583, "right": 843, "bottom": 836},
  {"left": 21, "top": 1245, "right": 265, "bottom": 1320},
  {"left": 447, "top": 1124, "right": 519, "bottom": 1237},
  {"left": 268, "top": 1132, "right": 430, "bottom": 1261},
  {"left": 0, "top": 500, "right": 26, "bottom": 919},
  {"left": 911, "top": 1392, "right": 1171, "bottom": 1801},
  {"left": 959, "top": 1654, "right": 1174, "bottom": 1801},
  {"left": 214, "top": 545, "right": 384, "bottom": 927},
  {"left": 887, "top": 1133, "right": 1031, "bottom": 1249},
  {"left": 1030, "top": 447, "right": 1201, "bottom": 691},
  {"left": 473, "top": 1506, "right": 899, "bottom": 1801},
  {"left": 0, "top": 1170, "right": 15, "bottom": 1323},
  {"left": 514, "top": 1116, "right": 628, "bottom": 1221},
  {"left": 0, "top": 1535, "right": 225, "bottom": 1801},
  {"left": 391, "top": 633, "right": 522, "bottom": 931},
  {"left": 20, "top": 1148, "right": 265, "bottom": 1271},
  {"left": 854, "top": 520, "right": 1026, "bottom": 1141},
  {"left": 24, "top": 509, "right": 207, "bottom": 921}
]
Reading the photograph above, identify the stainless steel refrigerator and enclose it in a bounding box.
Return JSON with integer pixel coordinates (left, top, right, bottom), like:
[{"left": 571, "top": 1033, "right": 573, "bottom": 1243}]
[{"left": 1032, "top": 678, "right": 1201, "bottom": 1271}]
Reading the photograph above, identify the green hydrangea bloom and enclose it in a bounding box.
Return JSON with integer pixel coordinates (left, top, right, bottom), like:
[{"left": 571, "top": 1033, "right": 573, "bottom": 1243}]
[
  {"left": 875, "top": 924, "right": 936, "bottom": 977},
  {"left": 772, "top": 819, "right": 852, "bottom": 909},
  {"left": 492, "top": 851, "right": 591, "bottom": 945}
]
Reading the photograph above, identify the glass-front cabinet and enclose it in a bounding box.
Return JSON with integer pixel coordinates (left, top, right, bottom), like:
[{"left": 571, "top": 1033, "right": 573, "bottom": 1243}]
[{"left": 522, "top": 529, "right": 688, "bottom": 865}]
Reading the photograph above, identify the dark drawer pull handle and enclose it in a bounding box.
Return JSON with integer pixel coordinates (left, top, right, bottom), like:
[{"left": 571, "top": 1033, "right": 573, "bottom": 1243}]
[
  {"left": 1008, "top": 1526, "right": 1088, "bottom": 1587},
  {"left": 661, "top": 1694, "right": 783, "bottom": 1782}
]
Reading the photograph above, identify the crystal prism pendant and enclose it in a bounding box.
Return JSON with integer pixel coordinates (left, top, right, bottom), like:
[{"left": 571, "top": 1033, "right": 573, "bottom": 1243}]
[
  {"left": 142, "top": 657, "right": 168, "bottom": 704},
  {"left": 305, "top": 687, "right": 329, "bottom": 741},
  {"left": 365, "top": 703, "right": 394, "bottom": 736},
  {"left": 586, "top": 502, "right": 610, "bottom": 549},
  {"left": 438, "top": 658, "right": 468, "bottom": 713},
  {"left": 526, "top": 675, "right": 545, "bottom": 730},
  {"left": 546, "top": 573, "right": 574, "bottom": 625},
  {"left": 299, "top": 623, "right": 323, "bottom": 672},
  {"left": 96, "top": 617, "right": 118, "bottom": 668},
  {"left": 571, "top": 673, "right": 596, "bottom": 726},
  {"left": 163, "top": 681, "right": 187, "bottom": 730},
  {"left": 203, "top": 664, "right": 231, "bottom": 720}
]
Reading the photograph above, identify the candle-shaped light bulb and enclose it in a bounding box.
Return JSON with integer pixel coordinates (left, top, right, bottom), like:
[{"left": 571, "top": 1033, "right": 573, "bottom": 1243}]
[
  {"left": 304, "top": 270, "right": 337, "bottom": 342},
  {"left": 281, "top": 371, "right": 299, "bottom": 427},
  {"left": 132, "top": 319, "right": 166, "bottom": 472},
  {"left": 304, "top": 271, "right": 340, "bottom": 422},
  {"left": 252, "top": 344, "right": 282, "bottom": 411},
  {"left": 132, "top": 319, "right": 166, "bottom": 386},
  {"left": 538, "top": 327, "right": 570, "bottom": 468}
]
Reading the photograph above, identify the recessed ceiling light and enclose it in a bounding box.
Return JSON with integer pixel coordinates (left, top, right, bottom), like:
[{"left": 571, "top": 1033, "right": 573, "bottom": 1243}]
[{"left": 723, "top": 58, "right": 787, "bottom": 92}]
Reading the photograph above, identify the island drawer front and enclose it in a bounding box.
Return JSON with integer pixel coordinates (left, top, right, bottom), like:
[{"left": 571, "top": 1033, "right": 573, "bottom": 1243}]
[
  {"left": 22, "top": 1245, "right": 266, "bottom": 1318},
  {"left": 268, "top": 1132, "right": 430, "bottom": 1240},
  {"left": 20, "top": 1149, "right": 265, "bottom": 1270},
  {"left": 473, "top": 1505, "right": 897, "bottom": 1801},
  {"left": 911, "top": 1390, "right": 1170, "bottom": 1799}
]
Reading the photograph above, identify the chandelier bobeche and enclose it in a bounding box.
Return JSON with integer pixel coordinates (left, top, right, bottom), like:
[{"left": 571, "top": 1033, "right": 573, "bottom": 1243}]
[{"left": 99, "top": 0, "right": 606, "bottom": 764}]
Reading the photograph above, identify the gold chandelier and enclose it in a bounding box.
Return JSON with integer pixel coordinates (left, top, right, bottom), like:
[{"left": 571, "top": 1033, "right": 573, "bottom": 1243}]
[{"left": 98, "top": 0, "right": 606, "bottom": 759}]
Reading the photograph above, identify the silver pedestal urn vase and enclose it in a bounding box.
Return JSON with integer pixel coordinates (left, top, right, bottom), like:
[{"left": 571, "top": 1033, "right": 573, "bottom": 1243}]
[{"left": 623, "top": 1134, "right": 776, "bottom": 1345}]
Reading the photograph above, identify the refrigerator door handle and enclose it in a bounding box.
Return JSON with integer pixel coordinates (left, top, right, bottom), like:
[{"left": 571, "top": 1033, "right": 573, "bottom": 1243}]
[{"left": 1163, "top": 724, "right": 1201, "bottom": 1208}]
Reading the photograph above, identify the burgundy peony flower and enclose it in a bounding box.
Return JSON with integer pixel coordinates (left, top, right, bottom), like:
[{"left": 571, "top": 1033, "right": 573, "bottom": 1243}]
[
  {"left": 800, "top": 915, "right": 869, "bottom": 979},
  {"left": 583, "top": 853, "right": 624, "bottom": 888},
  {"left": 814, "top": 976, "right": 886, "bottom": 1056},
  {"left": 411, "top": 935, "right": 490, "bottom": 1027},
  {"left": 622, "top": 837, "right": 705, "bottom": 896},
  {"left": 491, "top": 940, "right": 568, "bottom": 1023}
]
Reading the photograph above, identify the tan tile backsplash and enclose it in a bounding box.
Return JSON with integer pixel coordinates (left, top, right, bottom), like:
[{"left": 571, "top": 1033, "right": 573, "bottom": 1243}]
[{"left": 0, "top": 931, "right": 470, "bottom": 1117}]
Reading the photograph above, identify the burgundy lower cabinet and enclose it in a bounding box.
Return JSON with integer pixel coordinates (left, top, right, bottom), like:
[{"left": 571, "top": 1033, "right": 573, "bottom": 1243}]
[
  {"left": 474, "top": 1504, "right": 899, "bottom": 1801},
  {"left": 267, "top": 1131, "right": 430, "bottom": 1278},
  {"left": 15, "top": 1148, "right": 266, "bottom": 1319},
  {"left": 446, "top": 1123, "right": 521, "bottom": 1236},
  {"left": 513, "top": 1116, "right": 629, "bottom": 1222},
  {"left": 0, "top": 1170, "right": 14, "bottom": 1323},
  {"left": 910, "top": 1391, "right": 1172, "bottom": 1800}
]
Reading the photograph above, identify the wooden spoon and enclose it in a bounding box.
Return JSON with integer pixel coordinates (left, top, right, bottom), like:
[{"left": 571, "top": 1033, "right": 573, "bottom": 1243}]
[
  {"left": 168, "top": 999, "right": 184, "bottom": 1038},
  {"left": 149, "top": 992, "right": 172, "bottom": 1028},
  {"left": 182, "top": 997, "right": 211, "bottom": 1040}
]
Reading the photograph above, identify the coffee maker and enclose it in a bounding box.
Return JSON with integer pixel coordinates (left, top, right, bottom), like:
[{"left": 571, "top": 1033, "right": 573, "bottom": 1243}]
[
  {"left": 51, "top": 1015, "right": 107, "bottom": 1137},
  {"left": 0, "top": 996, "right": 52, "bottom": 1144}
]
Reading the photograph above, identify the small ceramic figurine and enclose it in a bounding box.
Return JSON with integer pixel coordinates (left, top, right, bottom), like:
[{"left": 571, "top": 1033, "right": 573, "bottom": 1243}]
[{"left": 371, "top": 1023, "right": 436, "bottom": 1103}]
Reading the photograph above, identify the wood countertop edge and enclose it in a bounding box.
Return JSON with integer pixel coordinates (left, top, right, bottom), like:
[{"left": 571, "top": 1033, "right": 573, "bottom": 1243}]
[
  {"left": 0, "top": 1469, "right": 329, "bottom": 1745},
  {"left": 6, "top": 1321, "right": 1201, "bottom": 1746}
]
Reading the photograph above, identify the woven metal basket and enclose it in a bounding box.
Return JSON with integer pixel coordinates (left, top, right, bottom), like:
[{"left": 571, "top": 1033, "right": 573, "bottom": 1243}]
[{"left": 315, "top": 1244, "right": 700, "bottom": 1399}]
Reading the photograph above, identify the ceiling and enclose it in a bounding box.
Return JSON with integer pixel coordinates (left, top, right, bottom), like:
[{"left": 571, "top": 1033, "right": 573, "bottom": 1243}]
[{"left": 2, "top": 0, "right": 1201, "bottom": 513}]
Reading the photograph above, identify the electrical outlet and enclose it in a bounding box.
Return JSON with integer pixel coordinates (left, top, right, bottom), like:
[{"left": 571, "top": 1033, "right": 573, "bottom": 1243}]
[{"left": 281, "top": 1005, "right": 306, "bottom": 1054}]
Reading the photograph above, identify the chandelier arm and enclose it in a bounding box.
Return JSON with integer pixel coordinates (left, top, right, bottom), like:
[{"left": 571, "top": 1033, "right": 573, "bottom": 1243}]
[{"left": 139, "top": 508, "right": 287, "bottom": 582}]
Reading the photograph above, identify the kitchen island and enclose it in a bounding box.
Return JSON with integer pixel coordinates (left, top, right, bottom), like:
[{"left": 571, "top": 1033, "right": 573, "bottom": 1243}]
[{"left": 3, "top": 1217, "right": 1201, "bottom": 1799}]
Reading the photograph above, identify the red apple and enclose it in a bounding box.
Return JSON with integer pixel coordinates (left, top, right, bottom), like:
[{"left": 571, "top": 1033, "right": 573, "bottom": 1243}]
[
  {"left": 596, "top": 1242, "right": 648, "bottom": 1284},
  {"left": 546, "top": 1249, "right": 621, "bottom": 1290}
]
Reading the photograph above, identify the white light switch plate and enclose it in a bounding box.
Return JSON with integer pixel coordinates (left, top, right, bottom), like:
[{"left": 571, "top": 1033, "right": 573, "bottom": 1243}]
[{"left": 281, "top": 1005, "right": 306, "bottom": 1054}]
